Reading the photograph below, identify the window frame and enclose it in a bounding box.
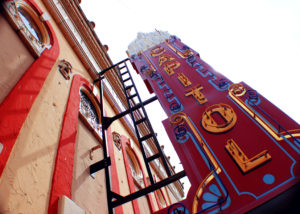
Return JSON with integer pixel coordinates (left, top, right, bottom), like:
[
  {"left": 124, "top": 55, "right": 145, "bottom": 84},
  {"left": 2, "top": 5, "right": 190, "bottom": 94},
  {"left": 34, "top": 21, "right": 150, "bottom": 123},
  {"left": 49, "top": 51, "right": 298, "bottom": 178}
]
[
  {"left": 2, "top": 0, "right": 51, "bottom": 57},
  {"left": 79, "top": 86, "right": 102, "bottom": 142}
]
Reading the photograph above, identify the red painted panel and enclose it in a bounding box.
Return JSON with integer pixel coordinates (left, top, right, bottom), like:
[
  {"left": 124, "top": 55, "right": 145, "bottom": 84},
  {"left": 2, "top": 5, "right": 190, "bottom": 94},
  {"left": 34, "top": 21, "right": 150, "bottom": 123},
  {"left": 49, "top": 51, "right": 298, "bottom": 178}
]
[
  {"left": 107, "top": 129, "right": 123, "bottom": 214},
  {"left": 0, "top": 0, "right": 59, "bottom": 176},
  {"left": 120, "top": 138, "right": 141, "bottom": 214},
  {"left": 48, "top": 75, "right": 89, "bottom": 214}
]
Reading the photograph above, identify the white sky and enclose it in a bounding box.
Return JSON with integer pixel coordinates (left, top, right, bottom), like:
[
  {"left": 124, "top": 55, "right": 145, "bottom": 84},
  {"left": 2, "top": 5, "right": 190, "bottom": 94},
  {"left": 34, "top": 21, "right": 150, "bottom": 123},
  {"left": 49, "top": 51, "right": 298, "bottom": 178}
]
[
  {"left": 82, "top": 0, "right": 300, "bottom": 123},
  {"left": 81, "top": 0, "right": 300, "bottom": 191}
]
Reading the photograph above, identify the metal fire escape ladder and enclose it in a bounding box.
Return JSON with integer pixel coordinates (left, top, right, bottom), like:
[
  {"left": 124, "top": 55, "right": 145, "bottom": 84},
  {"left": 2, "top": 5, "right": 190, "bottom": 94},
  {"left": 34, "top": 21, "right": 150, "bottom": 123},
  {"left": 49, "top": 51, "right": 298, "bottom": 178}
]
[
  {"left": 90, "top": 58, "right": 186, "bottom": 214},
  {"left": 117, "top": 59, "right": 172, "bottom": 184}
]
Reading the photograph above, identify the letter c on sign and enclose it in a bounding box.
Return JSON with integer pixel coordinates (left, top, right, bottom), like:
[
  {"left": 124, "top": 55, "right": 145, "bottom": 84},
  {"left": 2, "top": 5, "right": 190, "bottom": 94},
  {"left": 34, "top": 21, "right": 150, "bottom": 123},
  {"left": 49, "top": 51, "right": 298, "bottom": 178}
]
[{"left": 150, "top": 46, "right": 165, "bottom": 57}]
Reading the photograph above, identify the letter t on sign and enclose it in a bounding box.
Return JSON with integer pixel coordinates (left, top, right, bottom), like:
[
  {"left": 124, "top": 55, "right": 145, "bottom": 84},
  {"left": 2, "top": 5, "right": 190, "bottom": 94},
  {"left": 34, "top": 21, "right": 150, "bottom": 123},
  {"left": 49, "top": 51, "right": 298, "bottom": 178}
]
[{"left": 185, "top": 84, "right": 207, "bottom": 105}]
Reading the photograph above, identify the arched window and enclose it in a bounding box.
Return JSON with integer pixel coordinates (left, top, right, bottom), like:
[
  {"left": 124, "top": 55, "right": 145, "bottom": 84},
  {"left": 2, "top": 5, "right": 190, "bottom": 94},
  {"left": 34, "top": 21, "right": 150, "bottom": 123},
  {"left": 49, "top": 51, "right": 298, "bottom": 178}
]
[
  {"left": 18, "top": 7, "right": 43, "bottom": 42},
  {"left": 0, "top": 0, "right": 53, "bottom": 103},
  {"left": 3, "top": 0, "right": 51, "bottom": 56},
  {"left": 79, "top": 87, "right": 101, "bottom": 136},
  {"left": 126, "top": 146, "right": 145, "bottom": 189},
  {"left": 123, "top": 143, "right": 153, "bottom": 212}
]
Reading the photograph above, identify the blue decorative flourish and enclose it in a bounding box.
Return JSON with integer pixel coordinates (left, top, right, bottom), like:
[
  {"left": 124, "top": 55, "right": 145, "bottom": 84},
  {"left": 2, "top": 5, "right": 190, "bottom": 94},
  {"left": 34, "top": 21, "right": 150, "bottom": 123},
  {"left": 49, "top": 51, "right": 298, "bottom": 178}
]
[
  {"left": 169, "top": 101, "right": 182, "bottom": 113},
  {"left": 186, "top": 54, "right": 197, "bottom": 66},
  {"left": 174, "top": 124, "right": 188, "bottom": 143},
  {"left": 140, "top": 65, "right": 148, "bottom": 73},
  {"left": 169, "top": 35, "right": 191, "bottom": 54},
  {"left": 168, "top": 202, "right": 189, "bottom": 214},
  {"left": 218, "top": 79, "right": 229, "bottom": 90},
  {"left": 245, "top": 89, "right": 260, "bottom": 105},
  {"left": 169, "top": 35, "right": 178, "bottom": 43},
  {"left": 182, "top": 45, "right": 190, "bottom": 51}
]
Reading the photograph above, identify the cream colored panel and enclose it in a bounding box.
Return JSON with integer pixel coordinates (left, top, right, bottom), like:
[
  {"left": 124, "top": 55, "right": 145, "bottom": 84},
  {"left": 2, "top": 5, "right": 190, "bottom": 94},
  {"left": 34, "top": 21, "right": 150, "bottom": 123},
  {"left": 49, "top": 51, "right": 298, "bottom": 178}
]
[
  {"left": 0, "top": 13, "right": 34, "bottom": 103},
  {"left": 72, "top": 120, "right": 107, "bottom": 214},
  {"left": 137, "top": 193, "right": 151, "bottom": 214}
]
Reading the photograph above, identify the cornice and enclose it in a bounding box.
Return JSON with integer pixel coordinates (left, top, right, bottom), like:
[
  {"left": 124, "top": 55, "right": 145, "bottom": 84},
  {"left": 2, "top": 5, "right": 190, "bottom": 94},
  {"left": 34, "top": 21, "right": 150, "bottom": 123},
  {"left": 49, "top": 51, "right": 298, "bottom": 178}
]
[{"left": 42, "top": 0, "right": 128, "bottom": 109}]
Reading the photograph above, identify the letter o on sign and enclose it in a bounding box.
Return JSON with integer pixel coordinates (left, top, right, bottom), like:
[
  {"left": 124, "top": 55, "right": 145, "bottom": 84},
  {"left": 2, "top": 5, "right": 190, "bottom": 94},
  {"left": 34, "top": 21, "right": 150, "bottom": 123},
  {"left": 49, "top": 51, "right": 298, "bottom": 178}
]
[{"left": 201, "top": 103, "right": 237, "bottom": 133}]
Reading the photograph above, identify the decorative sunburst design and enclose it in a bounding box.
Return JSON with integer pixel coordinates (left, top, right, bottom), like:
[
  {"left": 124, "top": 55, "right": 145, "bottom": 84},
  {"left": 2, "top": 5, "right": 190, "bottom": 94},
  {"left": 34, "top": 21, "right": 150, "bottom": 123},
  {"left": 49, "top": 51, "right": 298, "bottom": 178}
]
[{"left": 201, "top": 184, "right": 222, "bottom": 210}]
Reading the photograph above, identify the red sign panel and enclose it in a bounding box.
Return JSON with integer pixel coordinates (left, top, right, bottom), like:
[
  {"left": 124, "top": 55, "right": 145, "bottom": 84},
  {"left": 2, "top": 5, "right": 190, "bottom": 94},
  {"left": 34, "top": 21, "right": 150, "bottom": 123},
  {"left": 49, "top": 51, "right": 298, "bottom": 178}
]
[{"left": 130, "top": 36, "right": 300, "bottom": 213}]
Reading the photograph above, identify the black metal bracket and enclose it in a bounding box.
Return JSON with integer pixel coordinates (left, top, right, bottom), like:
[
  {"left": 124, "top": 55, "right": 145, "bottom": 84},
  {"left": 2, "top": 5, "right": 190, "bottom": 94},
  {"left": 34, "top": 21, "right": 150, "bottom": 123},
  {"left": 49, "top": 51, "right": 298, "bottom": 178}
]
[
  {"left": 90, "top": 157, "right": 111, "bottom": 176},
  {"left": 93, "top": 76, "right": 105, "bottom": 84},
  {"left": 146, "top": 153, "right": 161, "bottom": 163},
  {"left": 101, "top": 96, "right": 158, "bottom": 130},
  {"left": 111, "top": 170, "right": 186, "bottom": 208},
  {"left": 111, "top": 192, "right": 124, "bottom": 200}
]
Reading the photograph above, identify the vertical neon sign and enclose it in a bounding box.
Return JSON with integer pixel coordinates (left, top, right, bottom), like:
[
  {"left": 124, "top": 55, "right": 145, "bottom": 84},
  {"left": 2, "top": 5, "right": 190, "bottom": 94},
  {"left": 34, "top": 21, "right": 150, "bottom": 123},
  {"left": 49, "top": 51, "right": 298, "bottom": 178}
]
[{"left": 129, "top": 33, "right": 300, "bottom": 213}]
